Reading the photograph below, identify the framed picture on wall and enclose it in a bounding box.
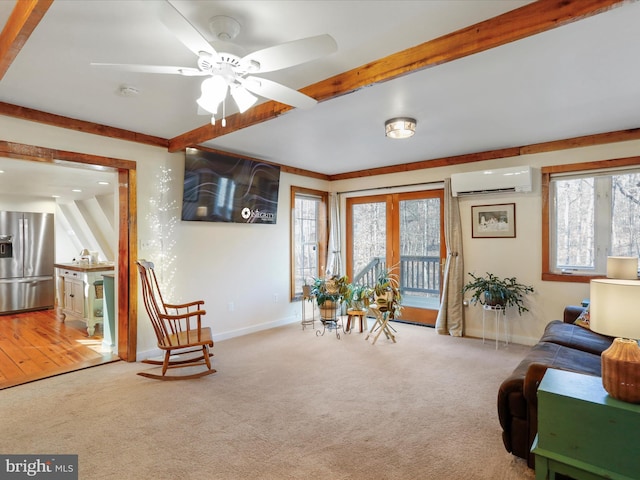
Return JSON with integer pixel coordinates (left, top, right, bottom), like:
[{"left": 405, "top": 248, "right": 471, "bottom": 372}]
[{"left": 471, "top": 203, "right": 516, "bottom": 238}]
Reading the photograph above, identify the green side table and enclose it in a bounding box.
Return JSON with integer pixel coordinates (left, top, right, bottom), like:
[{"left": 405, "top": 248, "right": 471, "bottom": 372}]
[{"left": 532, "top": 369, "right": 640, "bottom": 480}]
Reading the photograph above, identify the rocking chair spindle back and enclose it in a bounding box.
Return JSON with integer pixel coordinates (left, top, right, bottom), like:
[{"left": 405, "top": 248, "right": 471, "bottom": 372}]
[{"left": 136, "top": 260, "right": 216, "bottom": 380}]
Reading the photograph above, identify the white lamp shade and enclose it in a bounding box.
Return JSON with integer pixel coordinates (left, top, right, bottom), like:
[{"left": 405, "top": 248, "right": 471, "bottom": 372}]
[
  {"left": 230, "top": 85, "right": 258, "bottom": 113},
  {"left": 607, "top": 256, "right": 638, "bottom": 280},
  {"left": 197, "top": 76, "right": 228, "bottom": 114},
  {"left": 590, "top": 278, "right": 640, "bottom": 339}
]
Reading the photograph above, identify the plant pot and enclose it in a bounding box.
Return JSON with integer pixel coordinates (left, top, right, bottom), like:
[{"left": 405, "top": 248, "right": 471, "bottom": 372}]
[
  {"left": 319, "top": 300, "right": 340, "bottom": 321},
  {"left": 483, "top": 291, "right": 505, "bottom": 308},
  {"left": 375, "top": 291, "right": 393, "bottom": 312},
  {"left": 302, "top": 285, "right": 312, "bottom": 299}
]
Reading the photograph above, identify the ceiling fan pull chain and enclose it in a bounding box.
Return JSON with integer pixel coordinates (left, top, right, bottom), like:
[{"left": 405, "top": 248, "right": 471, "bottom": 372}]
[{"left": 222, "top": 98, "right": 227, "bottom": 127}]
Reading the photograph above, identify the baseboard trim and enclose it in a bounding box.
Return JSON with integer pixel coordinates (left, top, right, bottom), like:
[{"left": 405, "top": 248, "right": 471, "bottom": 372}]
[
  {"left": 136, "top": 315, "right": 300, "bottom": 361},
  {"left": 464, "top": 326, "right": 537, "bottom": 346}
]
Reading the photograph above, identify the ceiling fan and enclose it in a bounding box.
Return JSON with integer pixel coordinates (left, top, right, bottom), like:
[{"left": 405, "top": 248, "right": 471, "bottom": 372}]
[{"left": 92, "top": 1, "right": 337, "bottom": 125}]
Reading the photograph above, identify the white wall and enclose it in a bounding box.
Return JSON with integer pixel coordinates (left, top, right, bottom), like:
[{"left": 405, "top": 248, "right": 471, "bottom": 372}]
[
  {"left": 0, "top": 194, "right": 56, "bottom": 214},
  {"left": 0, "top": 115, "right": 329, "bottom": 360},
  {"left": 2, "top": 114, "right": 639, "bottom": 355}
]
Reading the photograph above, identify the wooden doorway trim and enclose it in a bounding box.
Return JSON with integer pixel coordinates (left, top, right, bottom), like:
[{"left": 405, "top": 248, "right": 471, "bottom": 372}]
[
  {"left": 0, "top": 140, "right": 138, "bottom": 361},
  {"left": 346, "top": 190, "right": 445, "bottom": 327}
]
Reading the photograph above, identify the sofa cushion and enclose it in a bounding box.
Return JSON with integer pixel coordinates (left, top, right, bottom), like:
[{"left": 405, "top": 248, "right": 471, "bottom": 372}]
[{"left": 540, "top": 320, "right": 613, "bottom": 356}]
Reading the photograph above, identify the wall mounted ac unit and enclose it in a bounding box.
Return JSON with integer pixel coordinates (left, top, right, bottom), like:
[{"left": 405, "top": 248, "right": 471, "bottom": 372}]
[{"left": 451, "top": 166, "right": 533, "bottom": 197}]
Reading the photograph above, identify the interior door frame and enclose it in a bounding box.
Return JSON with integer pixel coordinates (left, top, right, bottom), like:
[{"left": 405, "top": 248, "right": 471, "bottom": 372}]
[
  {"left": 346, "top": 189, "right": 445, "bottom": 325},
  {"left": 0, "top": 140, "right": 138, "bottom": 361}
]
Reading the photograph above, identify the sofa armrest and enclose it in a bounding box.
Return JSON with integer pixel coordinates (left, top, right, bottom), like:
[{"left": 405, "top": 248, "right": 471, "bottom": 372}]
[
  {"left": 563, "top": 305, "right": 586, "bottom": 324},
  {"left": 523, "top": 362, "right": 549, "bottom": 407},
  {"left": 522, "top": 362, "right": 553, "bottom": 468}
]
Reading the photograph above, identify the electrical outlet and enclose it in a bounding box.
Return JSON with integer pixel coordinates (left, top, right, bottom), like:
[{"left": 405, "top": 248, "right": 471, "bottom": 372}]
[
  {"left": 273, "top": 294, "right": 278, "bottom": 303},
  {"left": 228, "top": 302, "right": 234, "bottom": 312}
]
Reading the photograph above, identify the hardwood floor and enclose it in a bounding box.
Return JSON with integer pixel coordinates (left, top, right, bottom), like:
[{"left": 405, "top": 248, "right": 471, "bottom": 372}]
[{"left": 0, "top": 309, "right": 119, "bottom": 390}]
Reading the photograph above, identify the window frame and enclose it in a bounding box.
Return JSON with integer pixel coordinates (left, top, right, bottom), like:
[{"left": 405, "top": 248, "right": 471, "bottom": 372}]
[
  {"left": 542, "top": 156, "right": 640, "bottom": 283},
  {"left": 290, "top": 186, "right": 329, "bottom": 300}
]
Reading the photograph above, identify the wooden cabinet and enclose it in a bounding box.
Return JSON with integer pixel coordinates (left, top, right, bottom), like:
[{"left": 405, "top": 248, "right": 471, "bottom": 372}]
[
  {"left": 55, "top": 263, "right": 114, "bottom": 336},
  {"left": 63, "top": 275, "right": 85, "bottom": 317},
  {"left": 532, "top": 369, "right": 640, "bottom": 480}
]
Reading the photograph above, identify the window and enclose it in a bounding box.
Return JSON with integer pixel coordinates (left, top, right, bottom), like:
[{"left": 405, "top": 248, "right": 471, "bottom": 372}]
[
  {"left": 290, "top": 187, "right": 328, "bottom": 299},
  {"left": 543, "top": 160, "right": 640, "bottom": 280}
]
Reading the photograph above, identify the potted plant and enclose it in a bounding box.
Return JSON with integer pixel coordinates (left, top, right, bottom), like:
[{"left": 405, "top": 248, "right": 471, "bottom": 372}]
[
  {"left": 462, "top": 272, "right": 534, "bottom": 315},
  {"left": 310, "top": 275, "right": 349, "bottom": 321},
  {"left": 344, "top": 282, "right": 374, "bottom": 311},
  {"left": 372, "top": 266, "right": 403, "bottom": 319}
]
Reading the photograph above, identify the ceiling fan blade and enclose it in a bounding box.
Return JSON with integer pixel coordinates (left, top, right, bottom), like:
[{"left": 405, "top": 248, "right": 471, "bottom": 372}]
[
  {"left": 242, "top": 76, "right": 317, "bottom": 109},
  {"left": 239, "top": 34, "right": 337, "bottom": 74},
  {"left": 90, "top": 63, "right": 207, "bottom": 76},
  {"left": 159, "top": 1, "right": 218, "bottom": 59}
]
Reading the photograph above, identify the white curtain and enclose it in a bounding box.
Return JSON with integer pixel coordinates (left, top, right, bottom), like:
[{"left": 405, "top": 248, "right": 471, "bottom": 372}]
[
  {"left": 325, "top": 193, "right": 342, "bottom": 277},
  {"left": 436, "top": 178, "right": 464, "bottom": 336}
]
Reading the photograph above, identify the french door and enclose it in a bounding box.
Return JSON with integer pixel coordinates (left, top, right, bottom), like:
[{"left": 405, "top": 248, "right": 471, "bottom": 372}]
[{"left": 346, "top": 190, "right": 444, "bottom": 326}]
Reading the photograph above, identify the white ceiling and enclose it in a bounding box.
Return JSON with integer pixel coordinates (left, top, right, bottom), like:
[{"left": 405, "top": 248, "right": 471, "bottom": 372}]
[{"left": 1, "top": 0, "right": 640, "bottom": 195}]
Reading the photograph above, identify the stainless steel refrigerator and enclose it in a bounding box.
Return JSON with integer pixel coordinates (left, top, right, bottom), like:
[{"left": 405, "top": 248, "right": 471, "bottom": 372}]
[{"left": 0, "top": 211, "right": 55, "bottom": 314}]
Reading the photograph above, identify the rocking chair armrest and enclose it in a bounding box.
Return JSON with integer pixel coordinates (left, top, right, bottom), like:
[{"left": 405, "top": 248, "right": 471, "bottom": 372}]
[
  {"left": 164, "top": 300, "right": 204, "bottom": 309},
  {"left": 158, "top": 309, "right": 207, "bottom": 322}
]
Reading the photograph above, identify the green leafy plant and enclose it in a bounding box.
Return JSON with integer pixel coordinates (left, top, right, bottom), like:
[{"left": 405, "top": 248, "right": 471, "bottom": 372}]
[
  {"left": 310, "top": 275, "right": 349, "bottom": 322},
  {"left": 462, "top": 272, "right": 534, "bottom": 315},
  {"left": 372, "top": 266, "right": 403, "bottom": 318},
  {"left": 310, "top": 275, "right": 349, "bottom": 306},
  {"left": 344, "top": 282, "right": 374, "bottom": 311}
]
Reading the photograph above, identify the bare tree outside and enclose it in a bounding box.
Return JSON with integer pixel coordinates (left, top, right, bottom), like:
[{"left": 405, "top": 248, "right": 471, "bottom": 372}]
[
  {"left": 352, "top": 202, "right": 386, "bottom": 276},
  {"left": 553, "top": 171, "right": 640, "bottom": 272}
]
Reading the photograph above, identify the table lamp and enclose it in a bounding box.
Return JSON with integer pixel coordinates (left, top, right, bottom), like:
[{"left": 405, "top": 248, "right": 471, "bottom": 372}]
[
  {"left": 590, "top": 278, "right": 640, "bottom": 403},
  {"left": 607, "top": 256, "right": 639, "bottom": 280}
]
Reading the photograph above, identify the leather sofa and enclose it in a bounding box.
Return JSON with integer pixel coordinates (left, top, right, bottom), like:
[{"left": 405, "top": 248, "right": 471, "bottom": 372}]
[{"left": 497, "top": 306, "right": 614, "bottom": 467}]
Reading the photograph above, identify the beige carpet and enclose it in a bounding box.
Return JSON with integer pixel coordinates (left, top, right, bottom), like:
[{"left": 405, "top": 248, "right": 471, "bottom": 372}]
[{"left": 0, "top": 321, "right": 535, "bottom": 480}]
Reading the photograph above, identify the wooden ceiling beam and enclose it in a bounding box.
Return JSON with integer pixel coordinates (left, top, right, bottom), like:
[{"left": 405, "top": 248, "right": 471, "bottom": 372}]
[
  {"left": 0, "top": 101, "right": 168, "bottom": 148},
  {"left": 329, "top": 128, "right": 640, "bottom": 181},
  {"left": 0, "top": 0, "right": 53, "bottom": 79},
  {"left": 168, "top": 0, "right": 626, "bottom": 153}
]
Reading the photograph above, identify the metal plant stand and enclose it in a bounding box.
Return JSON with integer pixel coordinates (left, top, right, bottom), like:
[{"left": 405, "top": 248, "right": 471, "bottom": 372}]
[
  {"left": 301, "top": 286, "right": 315, "bottom": 330},
  {"left": 316, "top": 311, "right": 343, "bottom": 339}
]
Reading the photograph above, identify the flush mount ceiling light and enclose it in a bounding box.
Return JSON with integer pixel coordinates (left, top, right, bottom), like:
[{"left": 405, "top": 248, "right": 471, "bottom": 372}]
[{"left": 385, "top": 117, "right": 417, "bottom": 139}]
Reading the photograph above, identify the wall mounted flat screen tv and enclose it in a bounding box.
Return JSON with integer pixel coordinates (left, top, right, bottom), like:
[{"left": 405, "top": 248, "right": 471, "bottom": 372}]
[{"left": 181, "top": 148, "right": 280, "bottom": 224}]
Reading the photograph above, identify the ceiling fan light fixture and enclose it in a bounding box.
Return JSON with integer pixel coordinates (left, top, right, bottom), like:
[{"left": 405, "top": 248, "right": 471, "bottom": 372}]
[
  {"left": 385, "top": 117, "right": 416, "bottom": 139},
  {"left": 230, "top": 84, "right": 258, "bottom": 113},
  {"left": 197, "top": 76, "right": 228, "bottom": 114}
]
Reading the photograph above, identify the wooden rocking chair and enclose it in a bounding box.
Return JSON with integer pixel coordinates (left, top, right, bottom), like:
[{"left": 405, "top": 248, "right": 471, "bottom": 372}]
[{"left": 136, "top": 260, "right": 216, "bottom": 380}]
